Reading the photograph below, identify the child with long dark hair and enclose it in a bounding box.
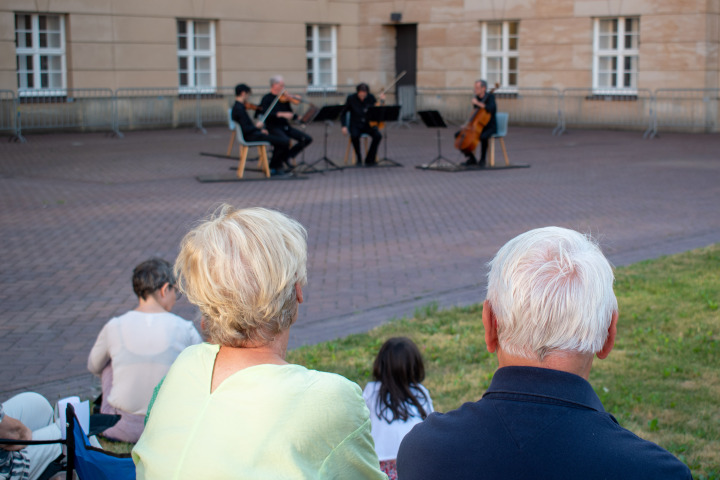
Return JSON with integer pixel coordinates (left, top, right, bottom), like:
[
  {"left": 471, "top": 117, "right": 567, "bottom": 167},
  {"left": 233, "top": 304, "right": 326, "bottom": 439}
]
[{"left": 363, "top": 337, "right": 434, "bottom": 480}]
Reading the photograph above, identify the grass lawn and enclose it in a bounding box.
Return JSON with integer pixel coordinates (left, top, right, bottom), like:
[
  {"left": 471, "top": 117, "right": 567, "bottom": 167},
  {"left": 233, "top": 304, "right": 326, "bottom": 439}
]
[
  {"left": 103, "top": 244, "right": 719, "bottom": 478},
  {"left": 288, "top": 244, "right": 720, "bottom": 478}
]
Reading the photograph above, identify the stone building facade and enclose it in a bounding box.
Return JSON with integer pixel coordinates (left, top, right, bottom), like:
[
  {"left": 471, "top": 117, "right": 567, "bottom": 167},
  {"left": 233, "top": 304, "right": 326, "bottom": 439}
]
[{"left": 1, "top": 0, "right": 717, "bottom": 94}]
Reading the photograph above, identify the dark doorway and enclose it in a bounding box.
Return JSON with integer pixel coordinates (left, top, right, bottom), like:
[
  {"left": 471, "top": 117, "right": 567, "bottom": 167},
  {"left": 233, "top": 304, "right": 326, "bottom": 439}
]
[{"left": 395, "top": 24, "right": 417, "bottom": 121}]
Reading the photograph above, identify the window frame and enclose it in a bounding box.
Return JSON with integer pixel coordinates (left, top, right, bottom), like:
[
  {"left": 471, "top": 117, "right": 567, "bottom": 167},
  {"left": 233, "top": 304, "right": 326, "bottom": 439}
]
[
  {"left": 480, "top": 20, "right": 519, "bottom": 93},
  {"left": 592, "top": 17, "right": 639, "bottom": 95},
  {"left": 176, "top": 19, "right": 217, "bottom": 94},
  {"left": 306, "top": 24, "right": 337, "bottom": 91},
  {"left": 14, "top": 13, "right": 67, "bottom": 97}
]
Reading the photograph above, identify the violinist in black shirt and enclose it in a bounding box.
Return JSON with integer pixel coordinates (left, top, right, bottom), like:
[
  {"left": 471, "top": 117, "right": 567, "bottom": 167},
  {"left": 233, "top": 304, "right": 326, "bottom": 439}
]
[
  {"left": 341, "top": 83, "right": 385, "bottom": 167},
  {"left": 256, "top": 75, "right": 313, "bottom": 168},
  {"left": 231, "top": 83, "right": 290, "bottom": 175}
]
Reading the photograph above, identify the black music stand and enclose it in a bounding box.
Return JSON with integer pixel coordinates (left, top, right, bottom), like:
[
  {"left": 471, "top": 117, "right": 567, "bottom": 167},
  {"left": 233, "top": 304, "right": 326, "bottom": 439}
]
[
  {"left": 302, "top": 104, "right": 345, "bottom": 173},
  {"left": 417, "top": 110, "right": 457, "bottom": 169},
  {"left": 367, "top": 105, "right": 402, "bottom": 167}
]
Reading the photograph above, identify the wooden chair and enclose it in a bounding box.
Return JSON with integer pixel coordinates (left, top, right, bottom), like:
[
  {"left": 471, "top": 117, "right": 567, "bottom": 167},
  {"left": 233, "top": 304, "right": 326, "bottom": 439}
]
[
  {"left": 344, "top": 134, "right": 372, "bottom": 166},
  {"left": 226, "top": 108, "right": 237, "bottom": 157},
  {"left": 488, "top": 112, "right": 510, "bottom": 167}
]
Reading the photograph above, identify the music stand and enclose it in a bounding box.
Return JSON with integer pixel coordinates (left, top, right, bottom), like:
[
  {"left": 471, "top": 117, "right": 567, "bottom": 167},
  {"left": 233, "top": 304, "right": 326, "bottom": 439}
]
[
  {"left": 302, "top": 104, "right": 345, "bottom": 173},
  {"left": 367, "top": 105, "right": 402, "bottom": 167},
  {"left": 418, "top": 110, "right": 457, "bottom": 169}
]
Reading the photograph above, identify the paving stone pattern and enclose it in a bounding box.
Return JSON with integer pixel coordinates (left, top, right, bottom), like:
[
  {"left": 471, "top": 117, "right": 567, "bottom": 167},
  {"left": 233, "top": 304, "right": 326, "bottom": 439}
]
[{"left": 1, "top": 124, "right": 719, "bottom": 403}]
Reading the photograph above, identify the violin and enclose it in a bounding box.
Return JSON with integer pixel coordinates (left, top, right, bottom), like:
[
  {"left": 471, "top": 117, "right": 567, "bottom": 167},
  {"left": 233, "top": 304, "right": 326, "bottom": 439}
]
[
  {"left": 369, "top": 71, "right": 406, "bottom": 129},
  {"left": 244, "top": 101, "right": 259, "bottom": 111},
  {"left": 278, "top": 92, "right": 302, "bottom": 105},
  {"left": 454, "top": 83, "right": 499, "bottom": 155}
]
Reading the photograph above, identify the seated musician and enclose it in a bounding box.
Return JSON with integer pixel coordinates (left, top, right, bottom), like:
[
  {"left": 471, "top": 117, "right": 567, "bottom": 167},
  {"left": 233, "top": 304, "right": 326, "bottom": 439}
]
[
  {"left": 232, "top": 84, "right": 291, "bottom": 176},
  {"left": 341, "top": 83, "right": 385, "bottom": 167},
  {"left": 256, "top": 76, "right": 313, "bottom": 169},
  {"left": 460, "top": 80, "right": 497, "bottom": 167}
]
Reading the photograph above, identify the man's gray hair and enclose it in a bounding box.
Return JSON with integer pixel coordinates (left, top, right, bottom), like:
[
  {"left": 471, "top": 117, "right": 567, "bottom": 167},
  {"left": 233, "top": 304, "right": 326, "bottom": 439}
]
[
  {"left": 476, "top": 79, "right": 487, "bottom": 89},
  {"left": 486, "top": 227, "right": 618, "bottom": 361},
  {"left": 270, "top": 75, "right": 284, "bottom": 87}
]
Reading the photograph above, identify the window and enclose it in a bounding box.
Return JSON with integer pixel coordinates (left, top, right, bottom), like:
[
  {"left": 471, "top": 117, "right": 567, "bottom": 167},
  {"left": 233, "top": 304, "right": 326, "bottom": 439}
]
[
  {"left": 15, "top": 14, "right": 66, "bottom": 95},
  {"left": 306, "top": 25, "right": 337, "bottom": 89},
  {"left": 593, "top": 17, "right": 639, "bottom": 93},
  {"left": 177, "top": 20, "right": 216, "bottom": 92},
  {"left": 481, "top": 21, "right": 519, "bottom": 90}
]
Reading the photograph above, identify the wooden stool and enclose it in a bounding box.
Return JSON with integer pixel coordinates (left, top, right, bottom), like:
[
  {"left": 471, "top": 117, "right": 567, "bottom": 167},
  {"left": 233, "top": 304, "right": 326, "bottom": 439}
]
[{"left": 344, "top": 134, "right": 372, "bottom": 166}]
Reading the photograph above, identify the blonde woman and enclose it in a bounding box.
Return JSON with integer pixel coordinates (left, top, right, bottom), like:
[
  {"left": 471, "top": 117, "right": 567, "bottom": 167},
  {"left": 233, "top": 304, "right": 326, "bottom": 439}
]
[{"left": 133, "top": 206, "right": 386, "bottom": 480}]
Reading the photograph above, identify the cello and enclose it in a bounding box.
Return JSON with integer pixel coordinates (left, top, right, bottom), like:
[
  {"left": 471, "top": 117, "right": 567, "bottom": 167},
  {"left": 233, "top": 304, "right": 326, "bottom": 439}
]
[{"left": 454, "top": 83, "right": 499, "bottom": 155}]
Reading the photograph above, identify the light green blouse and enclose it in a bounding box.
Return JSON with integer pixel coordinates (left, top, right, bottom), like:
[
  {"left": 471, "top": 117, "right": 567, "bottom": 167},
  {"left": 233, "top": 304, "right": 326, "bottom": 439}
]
[{"left": 132, "top": 343, "right": 387, "bottom": 480}]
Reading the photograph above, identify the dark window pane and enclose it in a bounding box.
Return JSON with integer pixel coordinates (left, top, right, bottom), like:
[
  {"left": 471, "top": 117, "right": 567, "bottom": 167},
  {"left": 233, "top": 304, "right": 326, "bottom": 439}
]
[
  {"left": 39, "top": 33, "right": 47, "bottom": 48},
  {"left": 624, "top": 73, "right": 632, "bottom": 87},
  {"left": 40, "top": 56, "right": 48, "bottom": 70},
  {"left": 177, "top": 21, "right": 186, "bottom": 34},
  {"left": 509, "top": 73, "right": 517, "bottom": 86},
  {"left": 178, "top": 57, "right": 187, "bottom": 70},
  {"left": 39, "top": 15, "right": 47, "bottom": 30},
  {"left": 178, "top": 36, "right": 187, "bottom": 50},
  {"left": 179, "top": 73, "right": 188, "bottom": 86},
  {"left": 41, "top": 72, "right": 48, "bottom": 87}
]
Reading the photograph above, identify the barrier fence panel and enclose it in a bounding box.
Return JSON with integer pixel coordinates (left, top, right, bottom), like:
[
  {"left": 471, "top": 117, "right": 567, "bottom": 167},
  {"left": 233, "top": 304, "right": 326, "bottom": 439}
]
[
  {"left": 114, "top": 88, "right": 209, "bottom": 132},
  {"left": 652, "top": 88, "right": 720, "bottom": 137},
  {"left": 496, "top": 88, "right": 561, "bottom": 130},
  {"left": 416, "top": 87, "right": 561, "bottom": 131},
  {"left": 16, "top": 88, "right": 116, "bottom": 136},
  {"left": 0, "top": 90, "right": 19, "bottom": 140},
  {"left": 558, "top": 88, "right": 654, "bottom": 135}
]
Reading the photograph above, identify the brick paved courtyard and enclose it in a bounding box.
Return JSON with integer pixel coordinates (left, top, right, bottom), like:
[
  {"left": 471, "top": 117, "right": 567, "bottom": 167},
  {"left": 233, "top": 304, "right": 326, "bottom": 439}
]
[{"left": 1, "top": 124, "right": 719, "bottom": 402}]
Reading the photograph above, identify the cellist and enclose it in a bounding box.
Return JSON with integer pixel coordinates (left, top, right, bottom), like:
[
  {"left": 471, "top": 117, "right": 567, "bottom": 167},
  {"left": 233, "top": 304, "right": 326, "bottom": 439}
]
[{"left": 458, "top": 80, "right": 497, "bottom": 167}]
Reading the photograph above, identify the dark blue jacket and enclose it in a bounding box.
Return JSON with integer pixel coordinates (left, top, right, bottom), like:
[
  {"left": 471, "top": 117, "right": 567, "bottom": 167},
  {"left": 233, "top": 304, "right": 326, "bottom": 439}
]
[{"left": 397, "top": 366, "right": 691, "bottom": 480}]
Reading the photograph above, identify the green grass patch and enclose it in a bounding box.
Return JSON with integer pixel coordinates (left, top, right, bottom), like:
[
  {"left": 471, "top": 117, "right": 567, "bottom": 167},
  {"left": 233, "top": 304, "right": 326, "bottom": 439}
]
[{"left": 288, "top": 244, "right": 720, "bottom": 478}]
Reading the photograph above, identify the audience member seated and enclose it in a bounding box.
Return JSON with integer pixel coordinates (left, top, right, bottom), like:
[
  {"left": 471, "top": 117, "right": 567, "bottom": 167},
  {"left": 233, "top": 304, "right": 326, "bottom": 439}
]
[
  {"left": 87, "top": 258, "right": 202, "bottom": 443},
  {"left": 1, "top": 392, "right": 62, "bottom": 480},
  {"left": 363, "top": 337, "right": 433, "bottom": 480},
  {"left": 132, "top": 206, "right": 386, "bottom": 479},
  {"left": 397, "top": 227, "right": 692, "bottom": 479}
]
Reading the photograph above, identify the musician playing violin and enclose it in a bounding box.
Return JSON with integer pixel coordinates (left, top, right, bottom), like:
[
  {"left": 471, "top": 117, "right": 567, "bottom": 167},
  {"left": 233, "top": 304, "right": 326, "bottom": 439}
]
[
  {"left": 256, "top": 75, "right": 313, "bottom": 169},
  {"left": 340, "top": 83, "right": 385, "bottom": 167},
  {"left": 460, "top": 80, "right": 497, "bottom": 167},
  {"left": 232, "top": 83, "right": 290, "bottom": 175}
]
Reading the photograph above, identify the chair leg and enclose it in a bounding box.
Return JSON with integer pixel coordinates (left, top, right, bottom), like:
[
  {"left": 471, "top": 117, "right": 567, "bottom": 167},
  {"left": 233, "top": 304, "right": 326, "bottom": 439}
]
[
  {"left": 500, "top": 138, "right": 509, "bottom": 166},
  {"left": 237, "top": 146, "right": 249, "bottom": 178},
  {"left": 344, "top": 137, "right": 353, "bottom": 165},
  {"left": 489, "top": 137, "right": 496, "bottom": 167},
  {"left": 226, "top": 131, "right": 236, "bottom": 157},
  {"left": 258, "top": 146, "right": 270, "bottom": 177}
]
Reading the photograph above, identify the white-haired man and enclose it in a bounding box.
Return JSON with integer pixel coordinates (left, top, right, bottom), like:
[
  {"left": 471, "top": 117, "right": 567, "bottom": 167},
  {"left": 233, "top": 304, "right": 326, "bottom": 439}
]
[
  {"left": 256, "top": 75, "right": 313, "bottom": 171},
  {"left": 397, "top": 227, "right": 691, "bottom": 479}
]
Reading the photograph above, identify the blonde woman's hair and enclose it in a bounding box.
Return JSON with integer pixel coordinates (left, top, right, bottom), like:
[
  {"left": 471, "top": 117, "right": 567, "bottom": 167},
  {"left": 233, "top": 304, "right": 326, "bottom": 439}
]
[
  {"left": 486, "top": 226, "right": 618, "bottom": 361},
  {"left": 175, "top": 205, "right": 307, "bottom": 347}
]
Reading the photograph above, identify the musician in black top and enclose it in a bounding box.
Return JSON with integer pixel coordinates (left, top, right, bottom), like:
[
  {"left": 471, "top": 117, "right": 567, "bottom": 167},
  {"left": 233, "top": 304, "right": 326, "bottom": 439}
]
[
  {"left": 231, "top": 84, "right": 290, "bottom": 174},
  {"left": 341, "top": 83, "right": 385, "bottom": 167},
  {"left": 256, "top": 75, "right": 313, "bottom": 168},
  {"left": 462, "top": 80, "right": 497, "bottom": 167}
]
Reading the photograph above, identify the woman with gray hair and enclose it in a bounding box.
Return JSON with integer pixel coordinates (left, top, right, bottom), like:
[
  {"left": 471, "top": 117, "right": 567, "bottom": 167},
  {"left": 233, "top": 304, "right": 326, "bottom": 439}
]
[{"left": 132, "top": 205, "right": 386, "bottom": 479}]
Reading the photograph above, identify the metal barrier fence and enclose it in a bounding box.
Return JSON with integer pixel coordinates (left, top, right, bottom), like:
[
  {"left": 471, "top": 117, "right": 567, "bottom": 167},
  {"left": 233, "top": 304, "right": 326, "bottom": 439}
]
[
  {"left": 415, "top": 87, "right": 562, "bottom": 131},
  {"left": 15, "top": 88, "right": 116, "bottom": 138},
  {"left": 651, "top": 89, "right": 720, "bottom": 137},
  {"left": 3, "top": 85, "right": 720, "bottom": 140},
  {"left": 557, "top": 88, "right": 654, "bottom": 136},
  {"left": 0, "top": 90, "right": 19, "bottom": 140}
]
